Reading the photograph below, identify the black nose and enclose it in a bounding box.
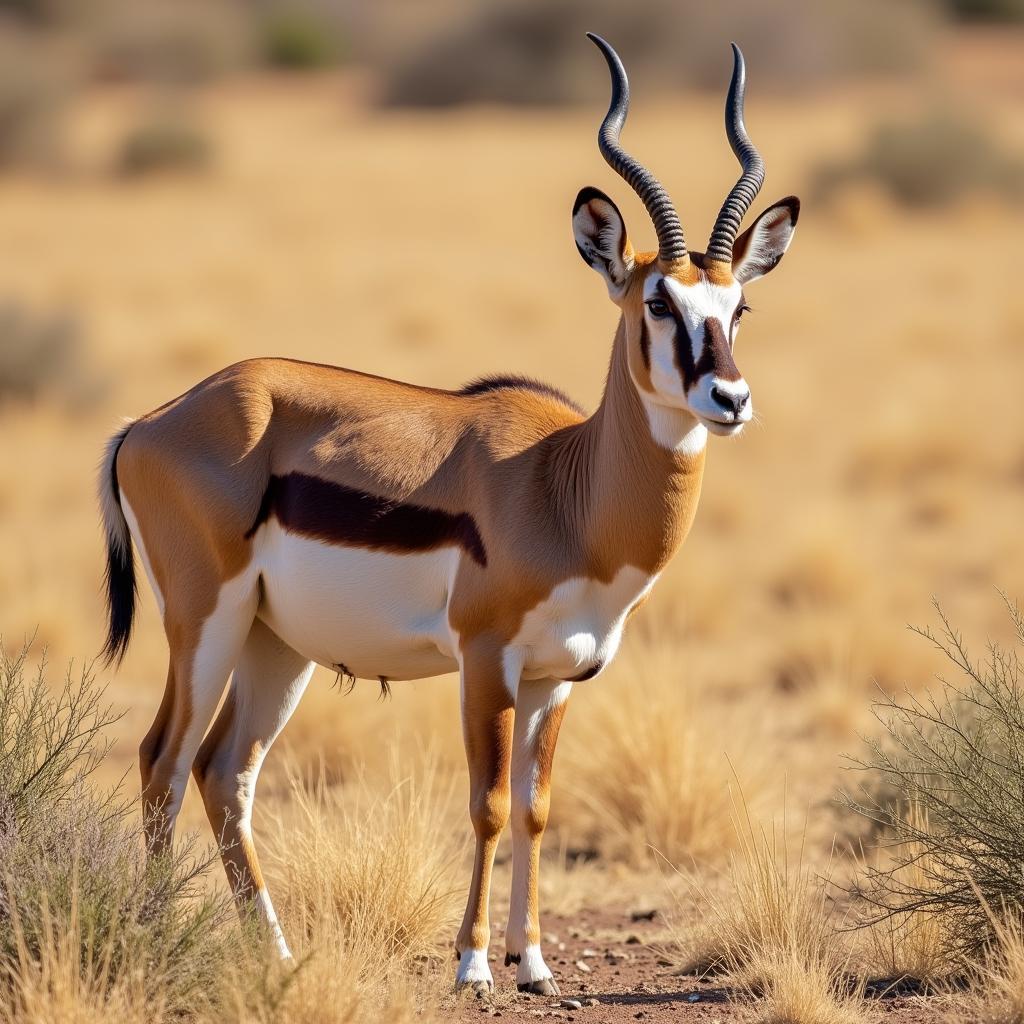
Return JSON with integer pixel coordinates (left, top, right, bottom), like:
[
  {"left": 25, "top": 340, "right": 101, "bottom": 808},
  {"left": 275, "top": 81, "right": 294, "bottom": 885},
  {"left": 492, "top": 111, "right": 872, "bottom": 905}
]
[{"left": 710, "top": 384, "right": 750, "bottom": 417}]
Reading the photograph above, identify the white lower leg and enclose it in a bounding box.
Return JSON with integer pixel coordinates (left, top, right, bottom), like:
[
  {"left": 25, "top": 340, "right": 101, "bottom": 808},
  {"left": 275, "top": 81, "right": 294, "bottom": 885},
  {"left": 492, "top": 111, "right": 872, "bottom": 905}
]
[
  {"left": 506, "top": 830, "right": 555, "bottom": 988},
  {"left": 255, "top": 884, "right": 292, "bottom": 961},
  {"left": 456, "top": 948, "right": 493, "bottom": 989}
]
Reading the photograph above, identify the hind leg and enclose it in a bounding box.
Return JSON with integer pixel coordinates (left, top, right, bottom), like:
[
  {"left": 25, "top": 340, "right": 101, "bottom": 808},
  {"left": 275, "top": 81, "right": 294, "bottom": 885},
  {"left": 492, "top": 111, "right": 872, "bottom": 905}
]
[
  {"left": 139, "top": 574, "right": 258, "bottom": 853},
  {"left": 193, "top": 617, "right": 314, "bottom": 960}
]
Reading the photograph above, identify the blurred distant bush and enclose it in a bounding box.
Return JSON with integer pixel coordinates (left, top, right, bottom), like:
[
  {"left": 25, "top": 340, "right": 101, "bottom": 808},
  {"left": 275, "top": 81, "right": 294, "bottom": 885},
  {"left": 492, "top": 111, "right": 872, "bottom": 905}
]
[
  {"left": 116, "top": 107, "right": 211, "bottom": 177},
  {"left": 0, "top": 302, "right": 91, "bottom": 407},
  {"left": 260, "top": 7, "right": 345, "bottom": 70},
  {"left": 377, "top": 0, "right": 935, "bottom": 106},
  {"left": 937, "top": 0, "right": 1024, "bottom": 20},
  {"left": 0, "top": 37, "right": 66, "bottom": 171},
  {"left": 816, "top": 108, "right": 1024, "bottom": 207},
  {"left": 90, "top": 0, "right": 248, "bottom": 85}
]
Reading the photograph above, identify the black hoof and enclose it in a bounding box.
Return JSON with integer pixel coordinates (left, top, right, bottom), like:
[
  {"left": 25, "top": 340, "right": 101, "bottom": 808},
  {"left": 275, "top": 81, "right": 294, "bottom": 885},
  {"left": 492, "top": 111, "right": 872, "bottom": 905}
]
[
  {"left": 467, "top": 980, "right": 494, "bottom": 1000},
  {"left": 505, "top": 952, "right": 521, "bottom": 966},
  {"left": 517, "top": 977, "right": 560, "bottom": 997}
]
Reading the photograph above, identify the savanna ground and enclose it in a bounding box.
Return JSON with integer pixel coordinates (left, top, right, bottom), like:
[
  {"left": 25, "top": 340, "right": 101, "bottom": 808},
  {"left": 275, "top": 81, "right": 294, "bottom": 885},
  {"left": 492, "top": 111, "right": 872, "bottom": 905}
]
[{"left": 2, "top": 23, "right": 1024, "bottom": 1024}]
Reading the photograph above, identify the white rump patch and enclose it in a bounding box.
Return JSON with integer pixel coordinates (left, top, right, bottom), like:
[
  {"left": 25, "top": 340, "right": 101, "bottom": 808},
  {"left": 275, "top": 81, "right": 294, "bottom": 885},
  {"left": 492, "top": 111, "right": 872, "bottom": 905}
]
[{"left": 121, "top": 495, "right": 165, "bottom": 618}]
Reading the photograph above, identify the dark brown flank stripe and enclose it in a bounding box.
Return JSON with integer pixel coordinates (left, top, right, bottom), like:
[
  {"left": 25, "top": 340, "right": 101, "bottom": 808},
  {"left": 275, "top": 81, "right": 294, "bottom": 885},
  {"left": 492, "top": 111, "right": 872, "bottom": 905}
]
[{"left": 245, "top": 472, "right": 487, "bottom": 567}]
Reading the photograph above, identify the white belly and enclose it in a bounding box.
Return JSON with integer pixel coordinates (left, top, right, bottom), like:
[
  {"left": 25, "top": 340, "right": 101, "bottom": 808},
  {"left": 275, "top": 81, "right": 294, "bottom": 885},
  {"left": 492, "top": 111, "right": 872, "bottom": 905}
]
[
  {"left": 254, "top": 524, "right": 459, "bottom": 680},
  {"left": 510, "top": 566, "right": 656, "bottom": 682}
]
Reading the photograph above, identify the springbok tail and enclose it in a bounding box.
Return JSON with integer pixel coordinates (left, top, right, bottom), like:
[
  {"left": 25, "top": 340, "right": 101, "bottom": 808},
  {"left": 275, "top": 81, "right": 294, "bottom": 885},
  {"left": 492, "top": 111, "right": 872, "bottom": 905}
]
[{"left": 99, "top": 422, "right": 137, "bottom": 666}]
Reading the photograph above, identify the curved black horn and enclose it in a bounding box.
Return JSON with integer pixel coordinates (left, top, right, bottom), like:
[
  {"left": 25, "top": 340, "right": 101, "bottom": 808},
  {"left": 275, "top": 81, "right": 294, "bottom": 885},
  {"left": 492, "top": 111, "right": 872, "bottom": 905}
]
[
  {"left": 706, "top": 43, "right": 766, "bottom": 265},
  {"left": 587, "top": 32, "right": 687, "bottom": 264}
]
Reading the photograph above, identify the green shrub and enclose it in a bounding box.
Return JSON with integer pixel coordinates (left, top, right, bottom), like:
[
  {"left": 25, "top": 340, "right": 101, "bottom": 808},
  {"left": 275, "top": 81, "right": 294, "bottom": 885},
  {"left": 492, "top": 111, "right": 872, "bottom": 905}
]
[
  {"left": 842, "top": 598, "right": 1024, "bottom": 960},
  {"left": 116, "top": 108, "right": 211, "bottom": 177},
  {"left": 0, "top": 643, "right": 234, "bottom": 1017},
  {"left": 261, "top": 9, "right": 343, "bottom": 70}
]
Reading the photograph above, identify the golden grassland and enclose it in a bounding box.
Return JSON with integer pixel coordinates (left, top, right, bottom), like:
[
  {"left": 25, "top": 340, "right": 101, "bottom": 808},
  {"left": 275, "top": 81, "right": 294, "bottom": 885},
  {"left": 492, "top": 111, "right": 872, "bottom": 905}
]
[{"left": 1, "top": 45, "right": 1023, "bottom": 1020}]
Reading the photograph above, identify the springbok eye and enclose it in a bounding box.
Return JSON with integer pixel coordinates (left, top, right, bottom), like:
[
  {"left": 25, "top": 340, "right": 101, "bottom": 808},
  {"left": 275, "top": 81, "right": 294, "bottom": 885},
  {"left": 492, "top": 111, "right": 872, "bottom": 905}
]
[
  {"left": 736, "top": 303, "right": 752, "bottom": 321},
  {"left": 646, "top": 300, "right": 670, "bottom": 319}
]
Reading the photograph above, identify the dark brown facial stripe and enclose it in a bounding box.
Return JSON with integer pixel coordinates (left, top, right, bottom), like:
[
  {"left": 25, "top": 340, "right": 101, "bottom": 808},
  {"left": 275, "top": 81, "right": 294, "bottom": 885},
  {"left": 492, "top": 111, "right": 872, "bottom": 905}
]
[
  {"left": 245, "top": 472, "right": 487, "bottom": 567},
  {"left": 696, "top": 317, "right": 741, "bottom": 382},
  {"left": 656, "top": 280, "right": 742, "bottom": 389},
  {"left": 639, "top": 319, "right": 651, "bottom": 372}
]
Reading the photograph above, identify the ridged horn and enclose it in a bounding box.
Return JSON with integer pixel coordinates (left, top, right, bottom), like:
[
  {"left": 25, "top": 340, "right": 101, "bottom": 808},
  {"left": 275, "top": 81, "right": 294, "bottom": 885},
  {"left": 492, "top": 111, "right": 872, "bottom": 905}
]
[
  {"left": 706, "top": 43, "right": 766, "bottom": 266},
  {"left": 587, "top": 32, "right": 687, "bottom": 265}
]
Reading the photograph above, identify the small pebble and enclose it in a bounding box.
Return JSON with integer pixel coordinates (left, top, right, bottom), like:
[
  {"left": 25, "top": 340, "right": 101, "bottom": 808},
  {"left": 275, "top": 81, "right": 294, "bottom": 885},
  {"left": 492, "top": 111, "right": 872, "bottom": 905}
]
[
  {"left": 560, "top": 1000, "right": 583, "bottom": 1011},
  {"left": 581, "top": 948, "right": 598, "bottom": 957},
  {"left": 586, "top": 998, "right": 600, "bottom": 1007},
  {"left": 575, "top": 960, "right": 591, "bottom": 973},
  {"left": 687, "top": 993, "right": 700, "bottom": 1002}
]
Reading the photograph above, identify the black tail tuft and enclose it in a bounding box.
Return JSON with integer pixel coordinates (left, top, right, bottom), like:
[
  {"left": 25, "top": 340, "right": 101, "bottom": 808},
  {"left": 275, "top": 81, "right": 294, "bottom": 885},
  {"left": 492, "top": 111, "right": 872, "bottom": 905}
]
[{"left": 100, "top": 424, "right": 137, "bottom": 666}]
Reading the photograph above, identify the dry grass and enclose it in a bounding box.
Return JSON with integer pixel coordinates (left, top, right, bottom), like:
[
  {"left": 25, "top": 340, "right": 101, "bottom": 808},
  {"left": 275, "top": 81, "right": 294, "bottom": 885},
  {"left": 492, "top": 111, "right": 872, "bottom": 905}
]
[
  {"left": 558, "top": 639, "right": 774, "bottom": 867},
  {"left": 959, "top": 913, "right": 1024, "bottom": 1024},
  {"left": 263, "top": 749, "right": 465, "bottom": 970},
  {"left": 666, "top": 801, "right": 867, "bottom": 1022},
  {"left": 852, "top": 806, "right": 955, "bottom": 987}
]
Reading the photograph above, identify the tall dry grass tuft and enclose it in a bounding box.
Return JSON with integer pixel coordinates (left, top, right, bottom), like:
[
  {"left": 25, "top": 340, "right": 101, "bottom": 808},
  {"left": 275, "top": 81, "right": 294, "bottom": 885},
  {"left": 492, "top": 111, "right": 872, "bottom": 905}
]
[
  {"left": 0, "top": 894, "right": 155, "bottom": 1024},
  {"left": 559, "top": 639, "right": 772, "bottom": 866},
  {"left": 959, "top": 911, "right": 1024, "bottom": 1024},
  {"left": 854, "top": 805, "right": 955, "bottom": 987},
  {"left": 263, "top": 748, "right": 466, "bottom": 973},
  {"left": 666, "top": 798, "right": 866, "bottom": 1024}
]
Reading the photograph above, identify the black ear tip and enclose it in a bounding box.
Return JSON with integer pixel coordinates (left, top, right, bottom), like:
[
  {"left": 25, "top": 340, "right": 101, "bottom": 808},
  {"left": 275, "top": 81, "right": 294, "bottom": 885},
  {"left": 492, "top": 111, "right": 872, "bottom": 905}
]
[
  {"left": 573, "top": 185, "right": 613, "bottom": 215},
  {"left": 783, "top": 195, "right": 801, "bottom": 223}
]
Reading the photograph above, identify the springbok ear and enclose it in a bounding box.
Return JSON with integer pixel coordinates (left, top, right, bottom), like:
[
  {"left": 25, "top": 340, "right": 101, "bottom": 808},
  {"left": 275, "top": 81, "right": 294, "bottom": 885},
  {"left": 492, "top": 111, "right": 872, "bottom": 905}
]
[
  {"left": 732, "top": 196, "right": 800, "bottom": 284},
  {"left": 572, "top": 187, "right": 634, "bottom": 297}
]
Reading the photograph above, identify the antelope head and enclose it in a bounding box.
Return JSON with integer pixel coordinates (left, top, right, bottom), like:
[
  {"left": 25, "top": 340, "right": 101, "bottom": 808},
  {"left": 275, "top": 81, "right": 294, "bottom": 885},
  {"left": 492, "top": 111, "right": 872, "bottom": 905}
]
[{"left": 573, "top": 34, "right": 799, "bottom": 442}]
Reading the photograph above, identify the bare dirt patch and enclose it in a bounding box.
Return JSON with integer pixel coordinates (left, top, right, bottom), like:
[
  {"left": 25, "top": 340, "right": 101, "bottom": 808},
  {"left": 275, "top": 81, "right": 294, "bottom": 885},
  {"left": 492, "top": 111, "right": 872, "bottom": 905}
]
[{"left": 451, "top": 907, "right": 965, "bottom": 1024}]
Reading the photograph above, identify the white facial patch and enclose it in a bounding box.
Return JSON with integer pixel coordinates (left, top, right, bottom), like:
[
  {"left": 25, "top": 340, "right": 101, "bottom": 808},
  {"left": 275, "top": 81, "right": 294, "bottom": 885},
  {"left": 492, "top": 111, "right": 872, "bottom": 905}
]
[{"left": 639, "top": 273, "right": 751, "bottom": 435}]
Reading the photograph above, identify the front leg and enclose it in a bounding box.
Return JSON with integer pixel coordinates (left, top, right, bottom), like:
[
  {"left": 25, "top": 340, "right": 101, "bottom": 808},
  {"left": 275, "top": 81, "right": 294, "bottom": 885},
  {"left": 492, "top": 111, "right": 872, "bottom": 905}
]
[
  {"left": 506, "top": 677, "right": 571, "bottom": 995},
  {"left": 455, "top": 641, "right": 514, "bottom": 996}
]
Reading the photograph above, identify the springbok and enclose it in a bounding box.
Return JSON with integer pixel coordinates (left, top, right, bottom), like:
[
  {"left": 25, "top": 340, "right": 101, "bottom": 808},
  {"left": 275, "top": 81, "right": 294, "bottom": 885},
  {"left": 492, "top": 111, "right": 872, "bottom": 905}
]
[{"left": 98, "top": 34, "right": 798, "bottom": 996}]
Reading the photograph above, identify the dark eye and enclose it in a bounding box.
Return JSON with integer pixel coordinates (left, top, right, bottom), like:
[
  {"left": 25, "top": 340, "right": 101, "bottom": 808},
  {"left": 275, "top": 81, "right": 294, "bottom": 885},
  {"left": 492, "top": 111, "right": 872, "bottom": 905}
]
[
  {"left": 646, "top": 300, "right": 670, "bottom": 319},
  {"left": 736, "top": 303, "right": 752, "bottom": 321}
]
